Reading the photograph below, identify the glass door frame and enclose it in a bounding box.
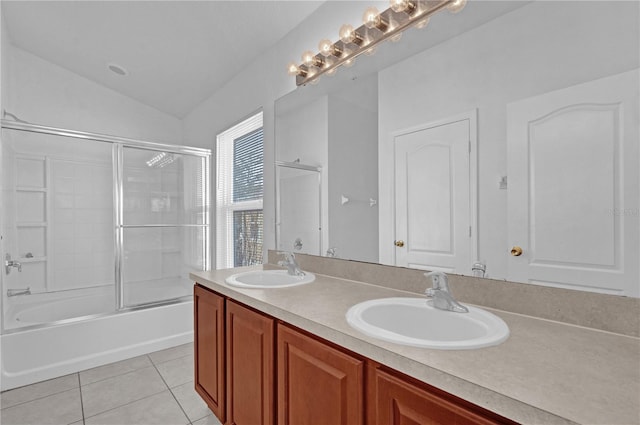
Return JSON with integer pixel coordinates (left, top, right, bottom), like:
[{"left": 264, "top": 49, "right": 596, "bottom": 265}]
[
  {"left": 2, "top": 119, "right": 211, "bottom": 313},
  {"left": 275, "top": 160, "right": 322, "bottom": 256}
]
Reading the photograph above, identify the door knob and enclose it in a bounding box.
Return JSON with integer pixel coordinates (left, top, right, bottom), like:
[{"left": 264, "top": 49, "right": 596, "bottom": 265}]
[
  {"left": 394, "top": 240, "right": 405, "bottom": 247},
  {"left": 510, "top": 246, "right": 523, "bottom": 256}
]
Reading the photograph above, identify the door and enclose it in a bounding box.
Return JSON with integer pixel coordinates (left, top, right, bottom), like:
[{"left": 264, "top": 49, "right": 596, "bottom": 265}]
[
  {"left": 507, "top": 69, "right": 639, "bottom": 296},
  {"left": 226, "top": 300, "right": 274, "bottom": 425},
  {"left": 1, "top": 127, "right": 115, "bottom": 330},
  {"left": 194, "top": 285, "right": 225, "bottom": 422},
  {"left": 368, "top": 366, "right": 507, "bottom": 425},
  {"left": 120, "top": 147, "right": 209, "bottom": 306},
  {"left": 277, "top": 324, "right": 364, "bottom": 425},
  {"left": 276, "top": 163, "right": 321, "bottom": 256},
  {"left": 394, "top": 117, "right": 474, "bottom": 273}
]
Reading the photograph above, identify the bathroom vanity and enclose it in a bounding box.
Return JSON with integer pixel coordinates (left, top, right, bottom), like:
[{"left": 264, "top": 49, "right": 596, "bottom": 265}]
[{"left": 191, "top": 265, "right": 640, "bottom": 425}]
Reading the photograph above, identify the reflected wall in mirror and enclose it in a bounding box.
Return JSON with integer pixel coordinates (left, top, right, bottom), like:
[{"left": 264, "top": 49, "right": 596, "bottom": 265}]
[
  {"left": 276, "top": 162, "right": 322, "bottom": 256},
  {"left": 276, "top": 73, "right": 378, "bottom": 263},
  {"left": 275, "top": 1, "right": 640, "bottom": 297}
]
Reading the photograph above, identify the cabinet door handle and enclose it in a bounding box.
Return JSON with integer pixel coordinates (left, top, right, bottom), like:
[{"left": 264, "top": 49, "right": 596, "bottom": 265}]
[
  {"left": 510, "top": 246, "right": 523, "bottom": 256},
  {"left": 394, "top": 240, "right": 405, "bottom": 248}
]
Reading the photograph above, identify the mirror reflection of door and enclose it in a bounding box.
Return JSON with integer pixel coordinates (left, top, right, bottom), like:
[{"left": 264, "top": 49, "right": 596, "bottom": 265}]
[
  {"left": 276, "top": 163, "right": 322, "bottom": 256},
  {"left": 393, "top": 114, "right": 476, "bottom": 273},
  {"left": 507, "top": 70, "right": 639, "bottom": 296}
]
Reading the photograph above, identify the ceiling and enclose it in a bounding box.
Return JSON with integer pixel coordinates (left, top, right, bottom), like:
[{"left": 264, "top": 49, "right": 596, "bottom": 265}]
[{"left": 2, "top": 1, "right": 324, "bottom": 118}]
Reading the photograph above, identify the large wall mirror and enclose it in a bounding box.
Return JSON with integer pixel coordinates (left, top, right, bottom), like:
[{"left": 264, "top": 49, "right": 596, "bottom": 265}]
[{"left": 275, "top": 1, "right": 639, "bottom": 297}]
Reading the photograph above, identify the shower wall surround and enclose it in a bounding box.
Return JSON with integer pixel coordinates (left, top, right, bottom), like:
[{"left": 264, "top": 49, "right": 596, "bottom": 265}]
[{"left": 51, "top": 156, "right": 114, "bottom": 291}]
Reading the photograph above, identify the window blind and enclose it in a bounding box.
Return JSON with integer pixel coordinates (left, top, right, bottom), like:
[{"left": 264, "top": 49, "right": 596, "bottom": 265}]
[
  {"left": 233, "top": 127, "right": 263, "bottom": 202},
  {"left": 215, "top": 111, "right": 264, "bottom": 269}
]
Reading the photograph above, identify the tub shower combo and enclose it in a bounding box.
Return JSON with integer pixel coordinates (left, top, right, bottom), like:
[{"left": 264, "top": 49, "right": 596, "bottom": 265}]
[{"left": 0, "top": 119, "right": 210, "bottom": 390}]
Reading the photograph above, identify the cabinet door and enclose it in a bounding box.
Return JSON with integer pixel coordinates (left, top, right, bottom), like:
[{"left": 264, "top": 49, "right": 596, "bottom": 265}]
[
  {"left": 194, "top": 285, "right": 225, "bottom": 423},
  {"left": 226, "top": 300, "right": 275, "bottom": 425},
  {"left": 277, "top": 324, "right": 364, "bottom": 425},
  {"left": 369, "top": 366, "right": 511, "bottom": 425}
]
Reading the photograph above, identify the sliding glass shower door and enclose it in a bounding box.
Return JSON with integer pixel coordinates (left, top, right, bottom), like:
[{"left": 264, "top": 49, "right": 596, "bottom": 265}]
[
  {"left": 1, "top": 127, "right": 116, "bottom": 330},
  {"left": 119, "top": 147, "right": 209, "bottom": 307},
  {"left": 2, "top": 121, "right": 210, "bottom": 331}
]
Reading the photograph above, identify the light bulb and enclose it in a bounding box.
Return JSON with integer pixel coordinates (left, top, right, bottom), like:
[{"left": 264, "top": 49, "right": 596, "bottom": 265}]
[
  {"left": 318, "top": 39, "right": 333, "bottom": 57},
  {"left": 286, "top": 62, "right": 300, "bottom": 76},
  {"left": 339, "top": 24, "right": 362, "bottom": 45},
  {"left": 447, "top": 0, "right": 466, "bottom": 13},
  {"left": 390, "top": 0, "right": 406, "bottom": 12},
  {"left": 415, "top": 16, "right": 430, "bottom": 29},
  {"left": 301, "top": 50, "right": 316, "bottom": 67},
  {"left": 390, "top": 0, "right": 416, "bottom": 14},
  {"left": 363, "top": 7, "right": 381, "bottom": 29}
]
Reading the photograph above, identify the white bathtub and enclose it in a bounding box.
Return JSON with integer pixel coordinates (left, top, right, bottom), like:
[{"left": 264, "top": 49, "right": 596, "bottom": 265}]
[{"left": 1, "top": 293, "right": 193, "bottom": 390}]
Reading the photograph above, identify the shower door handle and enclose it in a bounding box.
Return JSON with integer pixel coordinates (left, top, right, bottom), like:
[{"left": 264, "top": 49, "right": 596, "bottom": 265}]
[{"left": 5, "top": 254, "right": 22, "bottom": 274}]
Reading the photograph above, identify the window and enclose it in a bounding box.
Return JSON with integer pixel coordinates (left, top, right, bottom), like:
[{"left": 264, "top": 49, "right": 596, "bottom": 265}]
[{"left": 216, "top": 112, "right": 263, "bottom": 269}]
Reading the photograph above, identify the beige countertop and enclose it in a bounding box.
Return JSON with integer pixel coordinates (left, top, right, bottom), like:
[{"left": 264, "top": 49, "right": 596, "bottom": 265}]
[{"left": 191, "top": 266, "right": 640, "bottom": 425}]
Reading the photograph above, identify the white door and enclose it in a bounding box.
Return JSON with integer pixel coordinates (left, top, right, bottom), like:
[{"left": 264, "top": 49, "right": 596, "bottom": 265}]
[
  {"left": 507, "top": 69, "right": 639, "bottom": 296},
  {"left": 394, "top": 118, "right": 473, "bottom": 272}
]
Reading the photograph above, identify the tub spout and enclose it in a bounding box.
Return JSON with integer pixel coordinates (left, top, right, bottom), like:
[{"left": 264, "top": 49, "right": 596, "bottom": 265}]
[{"left": 7, "top": 287, "right": 31, "bottom": 297}]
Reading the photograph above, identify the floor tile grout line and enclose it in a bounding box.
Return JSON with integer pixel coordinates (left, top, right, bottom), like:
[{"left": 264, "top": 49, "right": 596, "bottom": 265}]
[
  {"left": 79, "top": 356, "right": 154, "bottom": 387},
  {"left": 0, "top": 373, "right": 77, "bottom": 397},
  {"left": 77, "top": 373, "right": 86, "bottom": 425},
  {"left": 1, "top": 345, "right": 194, "bottom": 420},
  {"left": 150, "top": 352, "right": 193, "bottom": 368},
  {"left": 81, "top": 362, "right": 169, "bottom": 420},
  {"left": 1, "top": 356, "right": 156, "bottom": 411},
  {"left": 151, "top": 359, "right": 193, "bottom": 424},
  {"left": 81, "top": 363, "right": 161, "bottom": 391},
  {"left": 81, "top": 388, "right": 168, "bottom": 422},
  {"left": 0, "top": 384, "right": 80, "bottom": 412},
  {"left": 191, "top": 412, "right": 213, "bottom": 424}
]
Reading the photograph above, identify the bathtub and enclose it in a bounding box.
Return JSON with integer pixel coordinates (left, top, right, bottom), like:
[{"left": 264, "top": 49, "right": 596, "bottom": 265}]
[{"left": 1, "top": 291, "right": 193, "bottom": 390}]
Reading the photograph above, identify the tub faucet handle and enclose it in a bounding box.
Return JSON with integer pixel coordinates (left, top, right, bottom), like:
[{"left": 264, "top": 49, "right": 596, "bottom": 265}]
[{"left": 5, "top": 254, "right": 22, "bottom": 275}]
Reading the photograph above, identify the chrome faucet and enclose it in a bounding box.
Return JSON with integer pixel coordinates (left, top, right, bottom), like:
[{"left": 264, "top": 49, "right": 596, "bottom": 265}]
[
  {"left": 7, "top": 287, "right": 31, "bottom": 297},
  {"left": 278, "top": 252, "right": 305, "bottom": 276},
  {"left": 5, "top": 253, "right": 22, "bottom": 275},
  {"left": 424, "top": 272, "right": 468, "bottom": 313}
]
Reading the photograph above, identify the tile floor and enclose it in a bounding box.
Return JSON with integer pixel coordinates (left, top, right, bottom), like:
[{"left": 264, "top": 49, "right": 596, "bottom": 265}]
[{"left": 0, "top": 343, "right": 222, "bottom": 425}]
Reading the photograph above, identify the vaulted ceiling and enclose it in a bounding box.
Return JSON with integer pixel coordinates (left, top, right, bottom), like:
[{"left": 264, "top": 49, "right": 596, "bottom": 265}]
[{"left": 2, "top": 1, "right": 323, "bottom": 118}]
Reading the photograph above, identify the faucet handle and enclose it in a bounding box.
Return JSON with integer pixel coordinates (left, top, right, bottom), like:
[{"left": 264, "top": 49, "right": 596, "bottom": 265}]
[{"left": 424, "top": 271, "right": 450, "bottom": 291}]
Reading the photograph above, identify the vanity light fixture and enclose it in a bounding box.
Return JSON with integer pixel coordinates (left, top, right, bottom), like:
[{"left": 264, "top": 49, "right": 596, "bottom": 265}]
[{"left": 287, "top": 0, "right": 466, "bottom": 86}]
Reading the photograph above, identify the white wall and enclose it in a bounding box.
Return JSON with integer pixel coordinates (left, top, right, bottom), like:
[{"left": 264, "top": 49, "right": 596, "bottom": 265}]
[
  {"left": 276, "top": 96, "right": 329, "bottom": 253},
  {"left": 0, "top": 6, "right": 9, "bottom": 330},
  {"left": 182, "top": 1, "right": 384, "bottom": 265},
  {"left": 4, "top": 45, "right": 182, "bottom": 144},
  {"left": 328, "top": 80, "right": 378, "bottom": 263},
  {"left": 378, "top": 1, "right": 640, "bottom": 278},
  {"left": 277, "top": 170, "right": 321, "bottom": 255},
  {"left": 0, "top": 8, "right": 8, "bottom": 114}
]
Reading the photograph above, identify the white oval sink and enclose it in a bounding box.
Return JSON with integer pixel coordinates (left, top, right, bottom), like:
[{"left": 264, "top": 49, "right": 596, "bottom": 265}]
[
  {"left": 225, "top": 270, "right": 315, "bottom": 289},
  {"left": 346, "top": 297, "right": 509, "bottom": 350}
]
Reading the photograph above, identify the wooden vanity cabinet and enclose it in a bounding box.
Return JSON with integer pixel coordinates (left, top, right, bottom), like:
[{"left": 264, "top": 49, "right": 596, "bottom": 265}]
[
  {"left": 193, "top": 285, "right": 225, "bottom": 422},
  {"left": 367, "top": 363, "right": 517, "bottom": 425},
  {"left": 277, "top": 324, "right": 364, "bottom": 425},
  {"left": 226, "top": 300, "right": 275, "bottom": 425},
  {"left": 194, "top": 284, "right": 515, "bottom": 425}
]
